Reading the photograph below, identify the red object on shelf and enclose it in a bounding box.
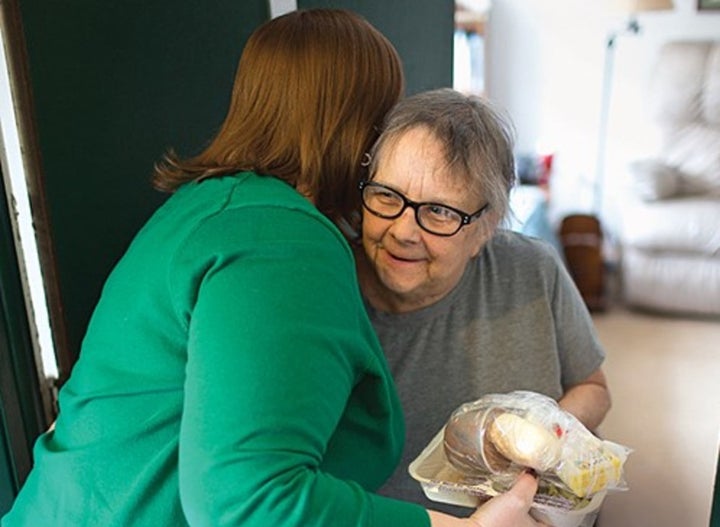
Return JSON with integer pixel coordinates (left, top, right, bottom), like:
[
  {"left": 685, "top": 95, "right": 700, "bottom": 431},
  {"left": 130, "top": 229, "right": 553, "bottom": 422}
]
[{"left": 538, "top": 153, "right": 554, "bottom": 187}]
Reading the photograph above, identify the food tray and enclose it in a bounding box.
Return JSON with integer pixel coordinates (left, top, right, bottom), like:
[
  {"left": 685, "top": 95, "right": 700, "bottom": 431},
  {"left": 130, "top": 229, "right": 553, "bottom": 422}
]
[{"left": 409, "top": 429, "right": 605, "bottom": 527}]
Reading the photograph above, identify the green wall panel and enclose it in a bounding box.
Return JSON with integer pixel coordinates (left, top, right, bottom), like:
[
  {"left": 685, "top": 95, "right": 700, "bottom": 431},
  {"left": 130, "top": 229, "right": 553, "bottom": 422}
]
[
  {"left": 18, "top": 1, "right": 270, "bottom": 365},
  {"left": 298, "top": 0, "right": 454, "bottom": 95}
]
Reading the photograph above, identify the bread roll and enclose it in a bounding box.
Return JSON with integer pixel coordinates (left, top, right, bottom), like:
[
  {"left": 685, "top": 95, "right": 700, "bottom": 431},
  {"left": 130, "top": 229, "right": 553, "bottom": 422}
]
[{"left": 486, "top": 412, "right": 561, "bottom": 472}]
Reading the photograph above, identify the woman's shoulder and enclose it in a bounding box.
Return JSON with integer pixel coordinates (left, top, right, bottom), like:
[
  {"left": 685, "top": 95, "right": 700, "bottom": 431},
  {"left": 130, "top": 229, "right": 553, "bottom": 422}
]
[
  {"left": 168, "top": 172, "right": 322, "bottom": 225},
  {"left": 172, "top": 172, "right": 348, "bottom": 254},
  {"left": 488, "top": 229, "right": 563, "bottom": 265},
  {"left": 175, "top": 172, "right": 307, "bottom": 211}
]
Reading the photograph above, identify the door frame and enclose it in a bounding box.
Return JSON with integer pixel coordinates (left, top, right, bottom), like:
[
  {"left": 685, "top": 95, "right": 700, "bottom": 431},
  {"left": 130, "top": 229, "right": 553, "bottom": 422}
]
[{"left": 0, "top": 0, "right": 69, "bottom": 388}]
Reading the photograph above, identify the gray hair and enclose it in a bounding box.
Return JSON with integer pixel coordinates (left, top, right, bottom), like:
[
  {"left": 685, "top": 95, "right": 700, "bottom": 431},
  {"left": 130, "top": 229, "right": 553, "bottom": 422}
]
[{"left": 368, "top": 88, "right": 516, "bottom": 223}]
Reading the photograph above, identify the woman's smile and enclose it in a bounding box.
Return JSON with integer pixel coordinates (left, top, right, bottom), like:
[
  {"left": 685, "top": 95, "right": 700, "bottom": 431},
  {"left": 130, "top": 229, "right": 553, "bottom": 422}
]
[{"left": 382, "top": 247, "right": 425, "bottom": 265}]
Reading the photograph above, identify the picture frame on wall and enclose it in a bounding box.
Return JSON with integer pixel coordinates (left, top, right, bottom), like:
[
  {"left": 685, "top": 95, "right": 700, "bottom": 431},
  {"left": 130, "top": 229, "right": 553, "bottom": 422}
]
[{"left": 698, "top": 0, "right": 720, "bottom": 10}]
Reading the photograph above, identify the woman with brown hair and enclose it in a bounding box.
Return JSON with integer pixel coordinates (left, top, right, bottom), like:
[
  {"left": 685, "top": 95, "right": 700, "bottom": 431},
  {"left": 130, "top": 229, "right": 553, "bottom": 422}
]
[{"left": 2, "top": 10, "right": 544, "bottom": 527}]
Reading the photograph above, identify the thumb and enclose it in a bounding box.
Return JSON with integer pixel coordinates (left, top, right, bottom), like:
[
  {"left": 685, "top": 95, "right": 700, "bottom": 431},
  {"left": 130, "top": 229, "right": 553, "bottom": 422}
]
[
  {"left": 507, "top": 471, "right": 540, "bottom": 507},
  {"left": 467, "top": 471, "right": 542, "bottom": 527}
]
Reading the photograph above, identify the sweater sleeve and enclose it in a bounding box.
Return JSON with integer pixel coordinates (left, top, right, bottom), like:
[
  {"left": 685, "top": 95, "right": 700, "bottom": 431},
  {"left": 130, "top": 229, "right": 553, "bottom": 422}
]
[{"left": 171, "top": 205, "right": 429, "bottom": 527}]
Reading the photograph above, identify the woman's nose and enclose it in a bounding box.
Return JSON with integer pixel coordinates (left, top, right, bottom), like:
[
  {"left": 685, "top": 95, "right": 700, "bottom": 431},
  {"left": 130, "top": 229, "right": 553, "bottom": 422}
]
[{"left": 388, "top": 207, "right": 422, "bottom": 241}]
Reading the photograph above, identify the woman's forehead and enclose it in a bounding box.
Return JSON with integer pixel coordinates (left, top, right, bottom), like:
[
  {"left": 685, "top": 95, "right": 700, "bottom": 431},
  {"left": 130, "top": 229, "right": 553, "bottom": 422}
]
[{"left": 375, "top": 128, "right": 481, "bottom": 203}]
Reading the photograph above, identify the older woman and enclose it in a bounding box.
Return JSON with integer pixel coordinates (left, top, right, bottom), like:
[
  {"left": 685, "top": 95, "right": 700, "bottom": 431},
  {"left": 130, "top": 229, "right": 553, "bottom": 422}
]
[{"left": 354, "top": 88, "right": 611, "bottom": 513}]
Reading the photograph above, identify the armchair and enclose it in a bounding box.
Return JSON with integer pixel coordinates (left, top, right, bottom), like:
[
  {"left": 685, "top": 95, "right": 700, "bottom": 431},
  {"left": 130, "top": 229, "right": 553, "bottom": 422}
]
[{"left": 619, "top": 40, "right": 720, "bottom": 317}]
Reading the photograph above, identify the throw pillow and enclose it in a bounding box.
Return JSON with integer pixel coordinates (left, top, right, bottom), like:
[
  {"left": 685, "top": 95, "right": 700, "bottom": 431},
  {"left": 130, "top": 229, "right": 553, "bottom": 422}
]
[
  {"left": 628, "top": 159, "right": 681, "bottom": 201},
  {"left": 662, "top": 124, "right": 720, "bottom": 195}
]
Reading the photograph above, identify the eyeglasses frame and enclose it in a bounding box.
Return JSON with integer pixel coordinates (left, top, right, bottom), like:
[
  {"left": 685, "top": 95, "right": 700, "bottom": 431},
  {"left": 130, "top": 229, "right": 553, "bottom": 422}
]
[{"left": 358, "top": 180, "right": 489, "bottom": 237}]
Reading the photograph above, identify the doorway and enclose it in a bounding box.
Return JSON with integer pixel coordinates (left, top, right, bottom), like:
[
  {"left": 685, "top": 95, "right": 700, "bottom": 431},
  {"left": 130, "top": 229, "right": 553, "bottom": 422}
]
[{"left": 453, "top": 0, "right": 490, "bottom": 95}]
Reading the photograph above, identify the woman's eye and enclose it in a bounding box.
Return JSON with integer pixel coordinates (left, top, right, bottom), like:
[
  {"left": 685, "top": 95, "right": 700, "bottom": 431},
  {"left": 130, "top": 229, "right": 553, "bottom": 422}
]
[
  {"left": 427, "top": 205, "right": 456, "bottom": 221},
  {"left": 374, "top": 190, "right": 400, "bottom": 203}
]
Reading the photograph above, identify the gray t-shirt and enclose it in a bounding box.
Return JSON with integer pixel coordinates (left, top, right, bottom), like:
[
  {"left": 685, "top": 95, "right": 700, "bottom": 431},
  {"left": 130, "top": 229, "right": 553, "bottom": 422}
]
[{"left": 366, "top": 230, "right": 605, "bottom": 515}]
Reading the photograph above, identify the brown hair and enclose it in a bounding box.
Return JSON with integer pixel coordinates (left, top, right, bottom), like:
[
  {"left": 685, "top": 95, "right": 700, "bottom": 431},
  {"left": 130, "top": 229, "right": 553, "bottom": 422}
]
[{"left": 152, "top": 9, "right": 404, "bottom": 223}]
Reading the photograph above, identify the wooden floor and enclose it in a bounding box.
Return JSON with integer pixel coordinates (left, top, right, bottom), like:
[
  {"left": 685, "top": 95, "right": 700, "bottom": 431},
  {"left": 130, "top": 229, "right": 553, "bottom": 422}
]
[{"left": 591, "top": 307, "right": 720, "bottom": 527}]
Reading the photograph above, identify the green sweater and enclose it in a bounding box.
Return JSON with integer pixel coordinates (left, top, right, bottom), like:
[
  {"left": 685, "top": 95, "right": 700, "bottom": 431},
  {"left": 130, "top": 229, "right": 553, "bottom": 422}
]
[{"left": 2, "top": 173, "right": 429, "bottom": 527}]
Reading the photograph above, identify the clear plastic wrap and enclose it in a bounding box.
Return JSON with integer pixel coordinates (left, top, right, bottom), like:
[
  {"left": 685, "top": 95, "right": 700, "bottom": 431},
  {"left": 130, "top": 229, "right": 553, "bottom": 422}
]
[
  {"left": 409, "top": 391, "right": 631, "bottom": 527},
  {"left": 442, "top": 391, "right": 630, "bottom": 498}
]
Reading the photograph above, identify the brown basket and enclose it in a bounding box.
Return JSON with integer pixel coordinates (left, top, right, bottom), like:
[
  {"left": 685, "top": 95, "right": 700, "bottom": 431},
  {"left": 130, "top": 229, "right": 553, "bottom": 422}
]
[{"left": 559, "top": 214, "right": 605, "bottom": 312}]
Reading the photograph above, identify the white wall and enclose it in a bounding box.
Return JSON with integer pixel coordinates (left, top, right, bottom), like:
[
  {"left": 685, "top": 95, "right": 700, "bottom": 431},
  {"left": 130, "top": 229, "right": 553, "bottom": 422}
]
[{"left": 485, "top": 0, "right": 720, "bottom": 236}]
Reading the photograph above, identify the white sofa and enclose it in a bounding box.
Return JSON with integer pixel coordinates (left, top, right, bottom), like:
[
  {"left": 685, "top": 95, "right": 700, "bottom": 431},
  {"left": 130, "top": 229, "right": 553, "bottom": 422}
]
[{"left": 619, "top": 40, "right": 720, "bottom": 317}]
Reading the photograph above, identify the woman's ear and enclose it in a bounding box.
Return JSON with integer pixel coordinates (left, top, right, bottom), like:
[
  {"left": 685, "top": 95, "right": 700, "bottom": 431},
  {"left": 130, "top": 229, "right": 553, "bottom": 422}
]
[{"left": 469, "top": 210, "right": 501, "bottom": 257}]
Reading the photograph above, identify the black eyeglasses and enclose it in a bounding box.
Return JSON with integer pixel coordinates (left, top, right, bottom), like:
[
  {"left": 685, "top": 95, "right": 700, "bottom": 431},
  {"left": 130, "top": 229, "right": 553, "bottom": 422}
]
[{"left": 359, "top": 180, "right": 489, "bottom": 237}]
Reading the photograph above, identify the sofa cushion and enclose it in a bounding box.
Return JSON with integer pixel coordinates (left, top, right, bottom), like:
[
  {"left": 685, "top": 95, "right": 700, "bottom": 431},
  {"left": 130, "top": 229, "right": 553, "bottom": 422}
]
[
  {"left": 649, "top": 41, "right": 720, "bottom": 126},
  {"left": 621, "top": 196, "right": 720, "bottom": 255},
  {"left": 623, "top": 246, "right": 720, "bottom": 316},
  {"left": 647, "top": 42, "right": 720, "bottom": 196},
  {"left": 650, "top": 41, "right": 713, "bottom": 126}
]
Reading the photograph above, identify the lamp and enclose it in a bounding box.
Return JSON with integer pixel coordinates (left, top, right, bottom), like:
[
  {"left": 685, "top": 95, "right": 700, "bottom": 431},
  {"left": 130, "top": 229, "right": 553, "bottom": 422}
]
[
  {"left": 611, "top": 0, "right": 674, "bottom": 12},
  {"left": 592, "top": 0, "right": 673, "bottom": 214}
]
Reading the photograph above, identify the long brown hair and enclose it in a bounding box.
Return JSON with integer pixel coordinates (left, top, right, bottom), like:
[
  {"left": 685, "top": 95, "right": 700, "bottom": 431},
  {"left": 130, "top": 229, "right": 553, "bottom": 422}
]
[{"left": 152, "top": 9, "right": 404, "bottom": 223}]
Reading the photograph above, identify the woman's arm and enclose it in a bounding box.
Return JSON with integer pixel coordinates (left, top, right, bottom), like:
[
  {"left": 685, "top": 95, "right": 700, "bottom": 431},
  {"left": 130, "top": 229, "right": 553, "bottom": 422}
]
[
  {"left": 558, "top": 368, "right": 611, "bottom": 431},
  {"left": 176, "top": 208, "right": 428, "bottom": 526}
]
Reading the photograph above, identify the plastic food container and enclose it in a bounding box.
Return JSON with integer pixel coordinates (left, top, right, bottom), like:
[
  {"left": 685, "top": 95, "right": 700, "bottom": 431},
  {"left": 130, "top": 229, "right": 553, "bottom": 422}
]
[{"left": 409, "top": 430, "right": 606, "bottom": 527}]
